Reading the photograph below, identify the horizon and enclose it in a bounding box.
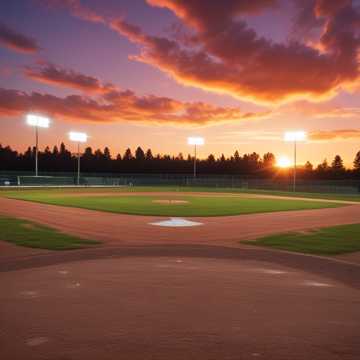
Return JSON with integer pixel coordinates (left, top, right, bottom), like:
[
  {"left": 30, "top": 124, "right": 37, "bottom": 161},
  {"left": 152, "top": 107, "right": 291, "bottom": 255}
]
[
  {"left": 1, "top": 1, "right": 360, "bottom": 168},
  {"left": 1, "top": 140, "right": 357, "bottom": 170}
]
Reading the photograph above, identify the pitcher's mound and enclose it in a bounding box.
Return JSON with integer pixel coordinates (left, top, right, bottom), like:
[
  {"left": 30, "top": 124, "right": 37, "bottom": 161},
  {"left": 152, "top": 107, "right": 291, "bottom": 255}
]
[{"left": 152, "top": 199, "right": 189, "bottom": 205}]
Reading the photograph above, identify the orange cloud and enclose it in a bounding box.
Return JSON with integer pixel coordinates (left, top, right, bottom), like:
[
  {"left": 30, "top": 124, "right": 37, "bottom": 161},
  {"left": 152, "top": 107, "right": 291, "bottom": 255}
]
[
  {"left": 124, "top": 0, "right": 359, "bottom": 103},
  {"left": 0, "top": 87, "right": 267, "bottom": 126},
  {"left": 0, "top": 22, "right": 39, "bottom": 53},
  {"left": 309, "top": 129, "right": 360, "bottom": 141},
  {"left": 25, "top": 63, "right": 115, "bottom": 94},
  {"left": 146, "top": 0, "right": 279, "bottom": 31},
  {"left": 39, "top": 0, "right": 360, "bottom": 104}
]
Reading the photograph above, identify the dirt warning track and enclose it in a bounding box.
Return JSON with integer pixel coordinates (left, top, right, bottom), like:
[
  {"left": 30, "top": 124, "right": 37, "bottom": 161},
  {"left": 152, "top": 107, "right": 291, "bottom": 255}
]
[{"left": 1, "top": 256, "right": 360, "bottom": 360}]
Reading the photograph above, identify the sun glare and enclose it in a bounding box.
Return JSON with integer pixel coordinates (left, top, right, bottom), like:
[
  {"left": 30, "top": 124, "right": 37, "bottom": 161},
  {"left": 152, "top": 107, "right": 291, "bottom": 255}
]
[{"left": 277, "top": 156, "right": 292, "bottom": 168}]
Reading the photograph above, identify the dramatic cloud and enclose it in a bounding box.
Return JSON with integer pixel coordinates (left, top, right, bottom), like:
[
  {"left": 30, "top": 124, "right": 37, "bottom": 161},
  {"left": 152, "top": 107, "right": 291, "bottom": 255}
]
[
  {"left": 25, "top": 63, "right": 115, "bottom": 94},
  {"left": 0, "top": 86, "right": 267, "bottom": 126},
  {"left": 19, "top": 62, "right": 269, "bottom": 125},
  {"left": 37, "top": 0, "right": 360, "bottom": 103},
  {"left": 0, "top": 23, "right": 40, "bottom": 53},
  {"left": 146, "top": 0, "right": 278, "bottom": 31},
  {"left": 119, "top": 0, "right": 359, "bottom": 103},
  {"left": 310, "top": 129, "right": 360, "bottom": 141}
]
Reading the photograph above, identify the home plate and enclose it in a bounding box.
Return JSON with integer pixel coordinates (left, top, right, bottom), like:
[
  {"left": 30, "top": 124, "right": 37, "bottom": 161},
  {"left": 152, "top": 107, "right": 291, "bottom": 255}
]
[{"left": 149, "top": 218, "right": 203, "bottom": 227}]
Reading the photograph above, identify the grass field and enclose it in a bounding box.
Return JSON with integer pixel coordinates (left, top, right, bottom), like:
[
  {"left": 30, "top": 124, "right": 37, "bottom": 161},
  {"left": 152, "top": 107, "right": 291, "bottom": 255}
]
[
  {"left": 2, "top": 188, "right": 343, "bottom": 216},
  {"left": 1, "top": 185, "right": 360, "bottom": 202},
  {"left": 244, "top": 223, "right": 360, "bottom": 255},
  {"left": 0, "top": 216, "right": 100, "bottom": 250}
]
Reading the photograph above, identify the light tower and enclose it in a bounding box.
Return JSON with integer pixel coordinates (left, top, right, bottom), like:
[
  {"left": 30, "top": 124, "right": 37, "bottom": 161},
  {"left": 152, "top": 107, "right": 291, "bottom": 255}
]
[
  {"left": 26, "top": 114, "right": 50, "bottom": 176},
  {"left": 187, "top": 137, "right": 204, "bottom": 178},
  {"left": 69, "top": 131, "right": 88, "bottom": 185},
  {"left": 284, "top": 131, "right": 307, "bottom": 192}
]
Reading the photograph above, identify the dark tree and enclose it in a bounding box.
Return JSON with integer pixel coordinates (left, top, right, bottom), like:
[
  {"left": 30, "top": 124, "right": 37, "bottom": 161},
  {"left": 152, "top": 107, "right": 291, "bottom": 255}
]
[
  {"left": 123, "top": 148, "right": 133, "bottom": 161},
  {"left": 145, "top": 149, "right": 153, "bottom": 160},
  {"left": 331, "top": 155, "right": 345, "bottom": 172},
  {"left": 135, "top": 147, "right": 145, "bottom": 161},
  {"left": 354, "top": 151, "right": 360, "bottom": 172}
]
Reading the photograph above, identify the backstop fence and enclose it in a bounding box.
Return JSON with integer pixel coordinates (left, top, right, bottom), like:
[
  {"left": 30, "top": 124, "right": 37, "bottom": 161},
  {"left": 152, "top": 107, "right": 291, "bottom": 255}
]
[{"left": 0, "top": 171, "right": 359, "bottom": 194}]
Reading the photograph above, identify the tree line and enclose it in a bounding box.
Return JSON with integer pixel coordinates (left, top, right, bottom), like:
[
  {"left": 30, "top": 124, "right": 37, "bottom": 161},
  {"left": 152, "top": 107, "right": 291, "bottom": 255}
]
[{"left": 1, "top": 143, "right": 360, "bottom": 179}]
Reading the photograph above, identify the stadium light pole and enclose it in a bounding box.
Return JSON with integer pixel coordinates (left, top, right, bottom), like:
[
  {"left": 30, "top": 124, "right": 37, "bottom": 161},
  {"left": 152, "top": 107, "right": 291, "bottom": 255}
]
[
  {"left": 284, "top": 131, "right": 307, "bottom": 192},
  {"left": 69, "top": 132, "right": 88, "bottom": 185},
  {"left": 187, "top": 137, "right": 204, "bottom": 178},
  {"left": 26, "top": 114, "right": 50, "bottom": 177}
]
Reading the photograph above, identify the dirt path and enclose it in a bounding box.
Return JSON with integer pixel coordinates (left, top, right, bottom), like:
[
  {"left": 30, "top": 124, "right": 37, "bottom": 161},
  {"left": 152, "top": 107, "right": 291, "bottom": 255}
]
[
  {"left": 1, "top": 256, "right": 360, "bottom": 360},
  {"left": 0, "top": 197, "right": 360, "bottom": 248}
]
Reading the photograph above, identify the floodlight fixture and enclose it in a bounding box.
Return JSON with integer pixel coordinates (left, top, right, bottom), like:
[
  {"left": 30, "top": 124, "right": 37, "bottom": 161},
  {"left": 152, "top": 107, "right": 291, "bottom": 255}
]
[
  {"left": 26, "top": 114, "right": 51, "bottom": 176},
  {"left": 69, "top": 131, "right": 88, "bottom": 143},
  {"left": 188, "top": 137, "right": 205, "bottom": 146},
  {"left": 69, "top": 132, "right": 88, "bottom": 185},
  {"left": 187, "top": 136, "right": 204, "bottom": 178},
  {"left": 26, "top": 114, "right": 50, "bottom": 128},
  {"left": 284, "top": 131, "right": 307, "bottom": 142}
]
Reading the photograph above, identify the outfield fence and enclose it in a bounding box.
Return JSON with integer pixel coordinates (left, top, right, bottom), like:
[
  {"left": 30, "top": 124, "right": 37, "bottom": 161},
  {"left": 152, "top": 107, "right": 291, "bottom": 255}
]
[{"left": 0, "top": 171, "right": 359, "bottom": 194}]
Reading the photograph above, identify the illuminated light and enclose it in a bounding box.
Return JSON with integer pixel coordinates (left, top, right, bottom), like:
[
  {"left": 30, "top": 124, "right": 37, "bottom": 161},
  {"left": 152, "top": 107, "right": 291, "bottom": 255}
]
[
  {"left": 69, "top": 131, "right": 87, "bottom": 143},
  {"left": 26, "top": 114, "right": 50, "bottom": 128},
  {"left": 187, "top": 136, "right": 204, "bottom": 178},
  {"left": 284, "top": 131, "right": 307, "bottom": 142},
  {"left": 277, "top": 156, "right": 292, "bottom": 168},
  {"left": 69, "top": 132, "right": 88, "bottom": 185},
  {"left": 187, "top": 137, "right": 205, "bottom": 146}
]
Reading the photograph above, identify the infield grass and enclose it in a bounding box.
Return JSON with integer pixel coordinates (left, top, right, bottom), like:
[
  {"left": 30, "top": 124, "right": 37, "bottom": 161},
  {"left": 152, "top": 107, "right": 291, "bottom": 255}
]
[
  {"left": 244, "top": 223, "right": 360, "bottom": 255},
  {"left": 0, "top": 216, "right": 100, "bottom": 250},
  {"left": 2, "top": 189, "right": 343, "bottom": 216}
]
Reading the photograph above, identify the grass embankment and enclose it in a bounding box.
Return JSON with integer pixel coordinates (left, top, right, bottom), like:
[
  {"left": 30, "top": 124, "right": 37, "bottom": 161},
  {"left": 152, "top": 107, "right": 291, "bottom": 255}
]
[
  {"left": 245, "top": 223, "right": 360, "bottom": 255},
  {"left": 0, "top": 216, "right": 100, "bottom": 250},
  {"left": 2, "top": 190, "right": 342, "bottom": 216}
]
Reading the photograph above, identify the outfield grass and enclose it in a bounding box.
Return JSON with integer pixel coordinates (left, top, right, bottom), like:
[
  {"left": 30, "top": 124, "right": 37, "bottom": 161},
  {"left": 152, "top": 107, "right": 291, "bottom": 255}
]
[
  {"left": 0, "top": 216, "right": 100, "bottom": 250},
  {"left": 1, "top": 185, "right": 360, "bottom": 202},
  {"left": 2, "top": 190, "right": 343, "bottom": 216},
  {"left": 244, "top": 223, "right": 360, "bottom": 255}
]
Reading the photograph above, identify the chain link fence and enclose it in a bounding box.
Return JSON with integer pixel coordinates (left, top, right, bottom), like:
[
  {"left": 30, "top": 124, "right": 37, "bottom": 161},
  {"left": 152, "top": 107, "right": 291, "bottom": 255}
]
[{"left": 0, "top": 171, "right": 359, "bottom": 194}]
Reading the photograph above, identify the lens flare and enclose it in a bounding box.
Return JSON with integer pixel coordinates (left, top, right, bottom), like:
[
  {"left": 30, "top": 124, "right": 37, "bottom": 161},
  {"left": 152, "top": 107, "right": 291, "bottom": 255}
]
[{"left": 277, "top": 156, "right": 292, "bottom": 168}]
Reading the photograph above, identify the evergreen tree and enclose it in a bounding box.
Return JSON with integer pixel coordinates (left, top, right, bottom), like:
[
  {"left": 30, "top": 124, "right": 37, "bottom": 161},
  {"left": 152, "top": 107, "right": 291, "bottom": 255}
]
[
  {"left": 234, "top": 150, "right": 240, "bottom": 162},
  {"left": 123, "top": 148, "right": 133, "bottom": 161},
  {"left": 317, "top": 159, "right": 329, "bottom": 171},
  {"left": 353, "top": 151, "right": 360, "bottom": 171},
  {"left": 145, "top": 149, "right": 153, "bottom": 161},
  {"left": 103, "top": 147, "right": 111, "bottom": 160},
  {"left": 331, "top": 155, "right": 345, "bottom": 172},
  {"left": 135, "top": 147, "right": 145, "bottom": 161},
  {"left": 304, "top": 161, "right": 313, "bottom": 171},
  {"left": 207, "top": 154, "right": 216, "bottom": 163}
]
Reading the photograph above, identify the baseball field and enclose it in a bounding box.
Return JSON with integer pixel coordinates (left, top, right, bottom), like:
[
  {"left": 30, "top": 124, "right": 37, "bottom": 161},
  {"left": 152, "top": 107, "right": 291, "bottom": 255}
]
[{"left": 1, "top": 186, "right": 360, "bottom": 360}]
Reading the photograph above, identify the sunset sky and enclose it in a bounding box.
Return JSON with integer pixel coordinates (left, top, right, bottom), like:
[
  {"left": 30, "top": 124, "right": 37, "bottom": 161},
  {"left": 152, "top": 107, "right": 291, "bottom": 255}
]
[{"left": 1, "top": 0, "right": 360, "bottom": 166}]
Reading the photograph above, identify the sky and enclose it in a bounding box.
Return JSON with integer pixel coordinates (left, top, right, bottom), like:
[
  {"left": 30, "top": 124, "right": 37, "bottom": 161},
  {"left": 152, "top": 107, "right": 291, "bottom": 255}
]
[{"left": 1, "top": 0, "right": 360, "bottom": 166}]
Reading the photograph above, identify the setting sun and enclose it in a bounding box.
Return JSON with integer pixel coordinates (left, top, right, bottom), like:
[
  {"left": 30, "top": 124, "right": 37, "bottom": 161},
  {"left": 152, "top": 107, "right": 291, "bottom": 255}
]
[{"left": 277, "top": 156, "right": 292, "bottom": 168}]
